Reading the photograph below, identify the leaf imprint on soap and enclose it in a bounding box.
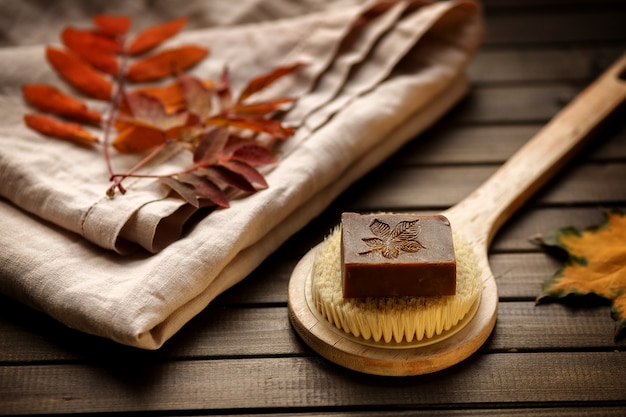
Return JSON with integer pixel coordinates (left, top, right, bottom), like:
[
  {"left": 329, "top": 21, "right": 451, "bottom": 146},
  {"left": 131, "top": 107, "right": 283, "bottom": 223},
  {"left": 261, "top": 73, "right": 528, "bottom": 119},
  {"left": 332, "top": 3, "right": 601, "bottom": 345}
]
[{"left": 359, "top": 219, "right": 425, "bottom": 259}]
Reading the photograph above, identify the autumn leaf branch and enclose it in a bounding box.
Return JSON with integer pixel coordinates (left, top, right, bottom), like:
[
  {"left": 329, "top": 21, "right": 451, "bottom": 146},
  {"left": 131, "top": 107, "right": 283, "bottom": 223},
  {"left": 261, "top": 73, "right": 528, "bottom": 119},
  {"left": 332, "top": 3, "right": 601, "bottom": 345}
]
[{"left": 22, "top": 14, "right": 302, "bottom": 209}]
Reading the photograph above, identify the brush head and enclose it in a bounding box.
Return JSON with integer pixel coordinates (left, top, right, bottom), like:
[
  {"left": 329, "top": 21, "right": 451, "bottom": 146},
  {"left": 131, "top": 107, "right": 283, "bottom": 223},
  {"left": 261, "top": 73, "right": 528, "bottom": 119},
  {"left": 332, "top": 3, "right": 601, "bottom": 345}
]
[{"left": 311, "top": 226, "right": 481, "bottom": 344}]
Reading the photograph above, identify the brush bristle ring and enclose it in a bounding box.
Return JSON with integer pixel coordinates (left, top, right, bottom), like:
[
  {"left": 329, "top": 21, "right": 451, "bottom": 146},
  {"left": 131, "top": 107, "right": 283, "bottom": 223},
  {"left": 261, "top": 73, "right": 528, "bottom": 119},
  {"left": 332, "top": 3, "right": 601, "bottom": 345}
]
[{"left": 311, "top": 226, "right": 482, "bottom": 345}]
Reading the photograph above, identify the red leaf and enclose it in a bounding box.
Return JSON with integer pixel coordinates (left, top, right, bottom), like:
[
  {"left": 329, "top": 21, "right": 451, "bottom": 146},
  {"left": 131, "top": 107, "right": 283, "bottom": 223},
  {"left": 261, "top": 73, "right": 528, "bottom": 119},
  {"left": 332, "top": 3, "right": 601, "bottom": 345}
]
[
  {"left": 205, "top": 114, "right": 294, "bottom": 140},
  {"left": 132, "top": 81, "right": 187, "bottom": 114},
  {"left": 238, "top": 62, "right": 304, "bottom": 103},
  {"left": 219, "top": 159, "right": 268, "bottom": 189},
  {"left": 197, "top": 166, "right": 256, "bottom": 193},
  {"left": 61, "top": 27, "right": 122, "bottom": 54},
  {"left": 127, "top": 17, "right": 188, "bottom": 55},
  {"left": 22, "top": 84, "right": 101, "bottom": 124},
  {"left": 93, "top": 14, "right": 131, "bottom": 37},
  {"left": 179, "top": 73, "right": 213, "bottom": 119},
  {"left": 193, "top": 126, "right": 229, "bottom": 165},
  {"left": 177, "top": 173, "right": 230, "bottom": 208},
  {"left": 46, "top": 47, "right": 113, "bottom": 100},
  {"left": 126, "top": 45, "right": 209, "bottom": 82},
  {"left": 217, "top": 66, "right": 232, "bottom": 110},
  {"left": 124, "top": 92, "right": 188, "bottom": 131},
  {"left": 230, "top": 143, "right": 278, "bottom": 166},
  {"left": 161, "top": 177, "right": 199, "bottom": 207},
  {"left": 61, "top": 27, "right": 119, "bottom": 75},
  {"left": 24, "top": 113, "right": 98, "bottom": 146}
]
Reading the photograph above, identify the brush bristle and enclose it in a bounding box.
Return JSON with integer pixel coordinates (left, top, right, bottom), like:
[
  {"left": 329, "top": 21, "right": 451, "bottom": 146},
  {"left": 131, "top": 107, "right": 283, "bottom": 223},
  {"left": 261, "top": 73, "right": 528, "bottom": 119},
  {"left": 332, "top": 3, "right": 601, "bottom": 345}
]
[{"left": 311, "top": 226, "right": 481, "bottom": 344}]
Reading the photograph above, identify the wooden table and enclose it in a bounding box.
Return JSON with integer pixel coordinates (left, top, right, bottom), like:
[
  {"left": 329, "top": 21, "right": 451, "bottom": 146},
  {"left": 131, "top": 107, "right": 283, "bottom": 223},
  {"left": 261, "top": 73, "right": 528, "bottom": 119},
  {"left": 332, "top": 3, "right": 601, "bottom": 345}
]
[{"left": 2, "top": 0, "right": 626, "bottom": 415}]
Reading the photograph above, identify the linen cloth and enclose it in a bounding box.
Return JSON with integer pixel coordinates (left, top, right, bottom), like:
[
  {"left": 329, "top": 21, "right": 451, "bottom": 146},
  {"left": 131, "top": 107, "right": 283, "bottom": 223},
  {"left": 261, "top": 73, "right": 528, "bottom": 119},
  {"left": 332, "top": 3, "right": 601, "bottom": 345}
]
[{"left": 0, "top": 0, "right": 483, "bottom": 348}]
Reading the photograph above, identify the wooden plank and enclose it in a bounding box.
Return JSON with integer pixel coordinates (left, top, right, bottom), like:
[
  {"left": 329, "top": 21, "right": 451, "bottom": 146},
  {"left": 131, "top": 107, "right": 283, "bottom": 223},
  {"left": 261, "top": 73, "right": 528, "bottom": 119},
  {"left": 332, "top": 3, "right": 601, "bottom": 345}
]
[
  {"left": 491, "top": 301, "right": 624, "bottom": 351},
  {"left": 482, "top": 0, "right": 626, "bottom": 8},
  {"left": 2, "top": 297, "right": 623, "bottom": 363},
  {"left": 491, "top": 253, "right": 564, "bottom": 299},
  {"left": 343, "top": 162, "right": 626, "bottom": 211},
  {"left": 191, "top": 408, "right": 626, "bottom": 417},
  {"left": 469, "top": 47, "right": 625, "bottom": 83},
  {"left": 395, "top": 122, "right": 626, "bottom": 165},
  {"left": 482, "top": 9, "right": 626, "bottom": 45},
  {"left": 455, "top": 85, "right": 583, "bottom": 124},
  {"left": 1, "top": 352, "right": 625, "bottom": 414}
]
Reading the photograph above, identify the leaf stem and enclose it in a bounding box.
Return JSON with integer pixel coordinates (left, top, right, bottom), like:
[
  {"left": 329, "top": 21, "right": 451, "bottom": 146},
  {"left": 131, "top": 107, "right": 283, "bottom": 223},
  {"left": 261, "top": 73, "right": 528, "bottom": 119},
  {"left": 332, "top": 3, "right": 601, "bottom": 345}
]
[
  {"left": 108, "top": 140, "right": 169, "bottom": 195},
  {"left": 110, "top": 153, "right": 206, "bottom": 182},
  {"left": 103, "top": 38, "right": 129, "bottom": 190}
]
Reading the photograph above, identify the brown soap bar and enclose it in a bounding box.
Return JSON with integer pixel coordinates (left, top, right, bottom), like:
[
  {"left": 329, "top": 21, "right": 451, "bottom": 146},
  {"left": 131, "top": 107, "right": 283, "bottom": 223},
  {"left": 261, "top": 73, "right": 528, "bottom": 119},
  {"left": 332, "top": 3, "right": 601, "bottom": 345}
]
[{"left": 341, "top": 212, "right": 456, "bottom": 298}]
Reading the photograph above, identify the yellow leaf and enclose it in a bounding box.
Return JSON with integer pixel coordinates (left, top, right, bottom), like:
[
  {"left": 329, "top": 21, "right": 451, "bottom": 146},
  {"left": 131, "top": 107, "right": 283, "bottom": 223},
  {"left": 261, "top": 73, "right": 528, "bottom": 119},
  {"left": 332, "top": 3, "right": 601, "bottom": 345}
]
[{"left": 536, "top": 211, "right": 626, "bottom": 339}]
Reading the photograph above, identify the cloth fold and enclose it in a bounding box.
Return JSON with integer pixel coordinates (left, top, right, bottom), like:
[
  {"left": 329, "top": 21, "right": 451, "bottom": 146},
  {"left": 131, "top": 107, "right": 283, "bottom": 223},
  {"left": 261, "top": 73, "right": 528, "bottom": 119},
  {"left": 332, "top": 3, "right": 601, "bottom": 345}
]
[{"left": 0, "top": 0, "right": 483, "bottom": 348}]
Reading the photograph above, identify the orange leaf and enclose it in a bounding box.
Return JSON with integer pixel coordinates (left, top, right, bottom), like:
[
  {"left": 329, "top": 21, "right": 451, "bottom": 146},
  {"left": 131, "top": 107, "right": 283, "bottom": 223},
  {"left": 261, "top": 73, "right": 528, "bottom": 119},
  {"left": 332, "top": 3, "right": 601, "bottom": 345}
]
[
  {"left": 126, "top": 45, "right": 209, "bottom": 82},
  {"left": 112, "top": 124, "right": 165, "bottom": 153},
  {"left": 61, "top": 26, "right": 122, "bottom": 54},
  {"left": 127, "top": 17, "right": 188, "bottom": 55},
  {"left": 61, "top": 27, "right": 119, "bottom": 75},
  {"left": 24, "top": 113, "right": 98, "bottom": 146},
  {"left": 133, "top": 81, "right": 187, "bottom": 114},
  {"left": 22, "top": 84, "right": 101, "bottom": 124},
  {"left": 229, "top": 97, "right": 296, "bottom": 116},
  {"left": 238, "top": 62, "right": 304, "bottom": 103},
  {"left": 205, "top": 114, "right": 294, "bottom": 140},
  {"left": 93, "top": 14, "right": 131, "bottom": 37},
  {"left": 536, "top": 211, "right": 626, "bottom": 339},
  {"left": 46, "top": 47, "right": 113, "bottom": 100}
]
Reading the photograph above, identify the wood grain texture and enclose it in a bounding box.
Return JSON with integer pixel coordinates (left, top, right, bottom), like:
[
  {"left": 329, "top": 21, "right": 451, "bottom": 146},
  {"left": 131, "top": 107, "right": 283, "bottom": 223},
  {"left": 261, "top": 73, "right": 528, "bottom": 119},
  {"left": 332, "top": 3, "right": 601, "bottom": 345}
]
[
  {"left": 2, "top": 299, "right": 624, "bottom": 363},
  {"left": 483, "top": 8, "right": 626, "bottom": 45},
  {"left": 2, "top": 353, "right": 626, "bottom": 415}
]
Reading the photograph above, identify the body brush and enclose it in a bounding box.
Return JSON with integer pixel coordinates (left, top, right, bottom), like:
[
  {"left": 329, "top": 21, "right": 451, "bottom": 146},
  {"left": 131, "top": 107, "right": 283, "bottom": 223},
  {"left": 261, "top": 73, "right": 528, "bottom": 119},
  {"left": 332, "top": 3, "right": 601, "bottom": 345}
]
[{"left": 288, "top": 53, "right": 626, "bottom": 376}]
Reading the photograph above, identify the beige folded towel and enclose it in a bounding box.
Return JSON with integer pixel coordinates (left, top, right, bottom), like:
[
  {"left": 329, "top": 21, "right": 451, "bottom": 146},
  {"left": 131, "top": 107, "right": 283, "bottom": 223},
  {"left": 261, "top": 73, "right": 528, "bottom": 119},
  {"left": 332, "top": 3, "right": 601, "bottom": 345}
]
[{"left": 0, "top": 0, "right": 483, "bottom": 348}]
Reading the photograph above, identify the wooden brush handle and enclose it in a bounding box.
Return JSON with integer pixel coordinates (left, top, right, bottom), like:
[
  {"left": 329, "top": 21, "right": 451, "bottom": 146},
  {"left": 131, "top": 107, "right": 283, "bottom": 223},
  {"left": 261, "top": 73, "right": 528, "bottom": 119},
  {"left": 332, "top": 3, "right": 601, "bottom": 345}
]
[{"left": 445, "top": 52, "right": 626, "bottom": 245}]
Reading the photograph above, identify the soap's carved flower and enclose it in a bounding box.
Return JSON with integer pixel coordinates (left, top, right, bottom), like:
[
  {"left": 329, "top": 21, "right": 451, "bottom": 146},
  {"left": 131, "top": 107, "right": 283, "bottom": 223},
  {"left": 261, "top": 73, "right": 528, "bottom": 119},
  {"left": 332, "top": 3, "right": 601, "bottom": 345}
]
[{"left": 359, "top": 218, "right": 425, "bottom": 259}]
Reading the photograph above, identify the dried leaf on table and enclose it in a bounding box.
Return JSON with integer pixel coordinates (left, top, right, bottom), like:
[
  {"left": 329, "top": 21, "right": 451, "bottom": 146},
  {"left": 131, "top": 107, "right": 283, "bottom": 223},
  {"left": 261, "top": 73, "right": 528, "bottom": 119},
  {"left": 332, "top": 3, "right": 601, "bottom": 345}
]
[
  {"left": 24, "top": 113, "right": 99, "bottom": 146},
  {"left": 23, "top": 12, "right": 301, "bottom": 208},
  {"left": 127, "top": 17, "right": 188, "bottom": 55},
  {"left": 229, "top": 98, "right": 296, "bottom": 116},
  {"left": 176, "top": 173, "right": 230, "bottom": 208},
  {"left": 193, "top": 126, "right": 229, "bottom": 165},
  {"left": 205, "top": 114, "right": 295, "bottom": 140},
  {"left": 126, "top": 45, "right": 209, "bottom": 82},
  {"left": 179, "top": 73, "right": 214, "bottom": 120},
  {"left": 46, "top": 47, "right": 113, "bottom": 100},
  {"left": 112, "top": 124, "right": 166, "bottom": 153},
  {"left": 228, "top": 143, "right": 278, "bottom": 165},
  {"left": 61, "top": 26, "right": 123, "bottom": 54},
  {"left": 534, "top": 210, "right": 626, "bottom": 340},
  {"left": 123, "top": 92, "right": 188, "bottom": 131},
  {"left": 219, "top": 159, "right": 268, "bottom": 189},
  {"left": 22, "top": 84, "right": 101, "bottom": 124},
  {"left": 130, "top": 82, "right": 188, "bottom": 114},
  {"left": 92, "top": 14, "right": 131, "bottom": 37},
  {"left": 237, "top": 62, "right": 304, "bottom": 103},
  {"left": 197, "top": 166, "right": 256, "bottom": 193},
  {"left": 61, "top": 27, "right": 120, "bottom": 75}
]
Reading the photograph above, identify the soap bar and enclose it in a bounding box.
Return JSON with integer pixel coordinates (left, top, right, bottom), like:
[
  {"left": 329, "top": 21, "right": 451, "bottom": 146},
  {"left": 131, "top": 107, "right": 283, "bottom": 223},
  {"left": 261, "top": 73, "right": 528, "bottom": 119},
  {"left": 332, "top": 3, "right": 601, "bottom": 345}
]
[{"left": 341, "top": 212, "right": 456, "bottom": 298}]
